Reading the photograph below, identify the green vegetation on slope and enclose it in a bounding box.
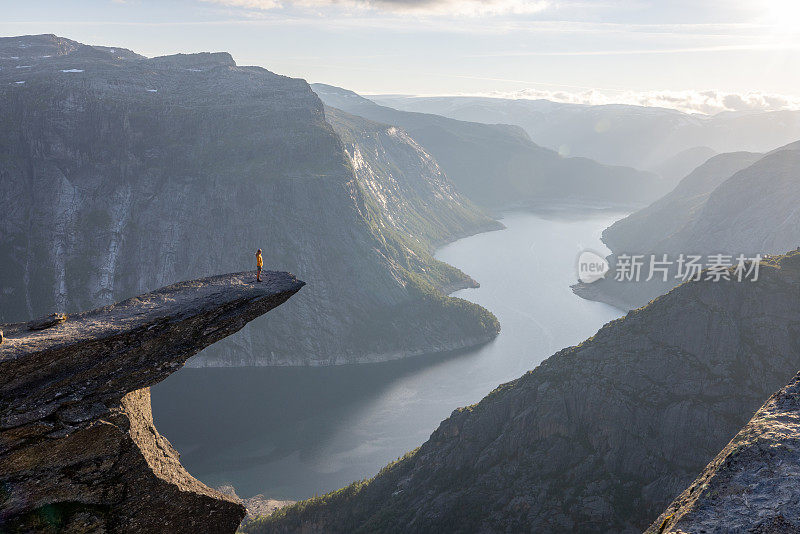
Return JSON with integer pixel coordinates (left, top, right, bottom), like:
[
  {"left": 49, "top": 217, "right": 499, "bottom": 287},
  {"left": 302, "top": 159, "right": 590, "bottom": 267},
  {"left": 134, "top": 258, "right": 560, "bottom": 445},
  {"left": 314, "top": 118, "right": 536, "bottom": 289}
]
[
  {"left": 244, "top": 250, "right": 800, "bottom": 532},
  {"left": 313, "top": 83, "right": 664, "bottom": 209}
]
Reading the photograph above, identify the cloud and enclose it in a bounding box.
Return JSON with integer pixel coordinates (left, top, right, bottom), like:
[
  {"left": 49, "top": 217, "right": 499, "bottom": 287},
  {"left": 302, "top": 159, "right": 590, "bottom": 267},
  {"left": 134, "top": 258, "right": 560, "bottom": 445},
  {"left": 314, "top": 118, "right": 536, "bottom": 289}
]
[
  {"left": 464, "top": 43, "right": 800, "bottom": 57},
  {"left": 200, "top": 0, "right": 550, "bottom": 16},
  {"left": 201, "top": 0, "right": 281, "bottom": 8},
  {"left": 459, "top": 88, "right": 800, "bottom": 115}
]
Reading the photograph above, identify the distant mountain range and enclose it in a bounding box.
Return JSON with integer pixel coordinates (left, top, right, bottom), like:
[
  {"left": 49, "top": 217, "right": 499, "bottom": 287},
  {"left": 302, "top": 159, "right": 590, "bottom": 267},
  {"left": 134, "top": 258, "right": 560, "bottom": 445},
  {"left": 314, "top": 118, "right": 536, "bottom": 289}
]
[
  {"left": 649, "top": 146, "right": 718, "bottom": 189},
  {"left": 372, "top": 95, "right": 800, "bottom": 173},
  {"left": 313, "top": 84, "right": 666, "bottom": 209}
]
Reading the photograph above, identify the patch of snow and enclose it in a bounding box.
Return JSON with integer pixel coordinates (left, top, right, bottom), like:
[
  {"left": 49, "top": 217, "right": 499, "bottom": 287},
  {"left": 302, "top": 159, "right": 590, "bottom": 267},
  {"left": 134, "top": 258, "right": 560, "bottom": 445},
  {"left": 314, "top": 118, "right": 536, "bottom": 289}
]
[
  {"left": 60, "top": 69, "right": 84, "bottom": 73},
  {"left": 110, "top": 49, "right": 116, "bottom": 53},
  {"left": 40, "top": 55, "right": 52, "bottom": 58},
  {"left": 10, "top": 56, "right": 19, "bottom": 60},
  {"left": 16, "top": 65, "right": 31, "bottom": 69},
  {"left": 187, "top": 68, "right": 203, "bottom": 72},
  {"left": 146, "top": 89, "right": 158, "bottom": 93},
  {"left": 14, "top": 81, "right": 25, "bottom": 85}
]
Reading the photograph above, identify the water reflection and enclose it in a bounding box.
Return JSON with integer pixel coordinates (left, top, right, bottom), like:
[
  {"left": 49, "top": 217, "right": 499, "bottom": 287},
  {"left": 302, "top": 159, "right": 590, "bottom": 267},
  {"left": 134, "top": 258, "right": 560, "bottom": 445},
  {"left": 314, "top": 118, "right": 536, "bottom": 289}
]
[{"left": 151, "top": 208, "right": 626, "bottom": 499}]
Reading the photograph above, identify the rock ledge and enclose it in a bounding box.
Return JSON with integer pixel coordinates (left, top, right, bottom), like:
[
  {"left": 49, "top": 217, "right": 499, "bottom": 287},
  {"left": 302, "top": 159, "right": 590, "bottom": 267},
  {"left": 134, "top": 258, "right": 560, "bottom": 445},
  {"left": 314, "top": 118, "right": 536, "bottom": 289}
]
[
  {"left": 647, "top": 370, "right": 800, "bottom": 534},
  {"left": 0, "top": 271, "right": 304, "bottom": 533}
]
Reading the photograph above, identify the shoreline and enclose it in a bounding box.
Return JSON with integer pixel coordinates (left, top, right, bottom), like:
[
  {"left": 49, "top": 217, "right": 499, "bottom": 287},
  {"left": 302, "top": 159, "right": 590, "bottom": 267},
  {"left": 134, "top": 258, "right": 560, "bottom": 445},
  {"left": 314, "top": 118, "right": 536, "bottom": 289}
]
[
  {"left": 571, "top": 280, "right": 632, "bottom": 313},
  {"left": 188, "top": 204, "right": 631, "bottom": 368}
]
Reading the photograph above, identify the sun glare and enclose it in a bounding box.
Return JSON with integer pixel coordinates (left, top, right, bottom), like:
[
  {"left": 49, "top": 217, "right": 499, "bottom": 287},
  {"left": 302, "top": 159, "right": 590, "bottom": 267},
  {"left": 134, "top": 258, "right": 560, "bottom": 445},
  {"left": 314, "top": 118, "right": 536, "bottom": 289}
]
[{"left": 763, "top": 0, "right": 800, "bottom": 33}]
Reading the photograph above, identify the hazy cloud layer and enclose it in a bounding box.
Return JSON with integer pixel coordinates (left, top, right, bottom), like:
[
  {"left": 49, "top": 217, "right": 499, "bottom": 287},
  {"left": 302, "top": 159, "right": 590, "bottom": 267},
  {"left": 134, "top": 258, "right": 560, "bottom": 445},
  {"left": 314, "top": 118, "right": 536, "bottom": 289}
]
[
  {"left": 481, "top": 88, "right": 800, "bottom": 115},
  {"left": 202, "top": 0, "right": 549, "bottom": 15}
]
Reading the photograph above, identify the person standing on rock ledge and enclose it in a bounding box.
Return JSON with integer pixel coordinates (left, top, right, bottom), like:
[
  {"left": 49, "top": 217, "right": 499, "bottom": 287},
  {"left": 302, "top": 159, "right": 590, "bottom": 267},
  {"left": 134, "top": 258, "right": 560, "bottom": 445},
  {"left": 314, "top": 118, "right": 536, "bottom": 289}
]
[{"left": 256, "top": 249, "right": 264, "bottom": 282}]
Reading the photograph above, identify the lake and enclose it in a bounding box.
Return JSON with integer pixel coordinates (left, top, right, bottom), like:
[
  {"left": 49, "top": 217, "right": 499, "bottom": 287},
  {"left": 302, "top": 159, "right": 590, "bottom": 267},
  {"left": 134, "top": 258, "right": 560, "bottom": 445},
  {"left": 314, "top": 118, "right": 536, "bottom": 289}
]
[{"left": 151, "top": 207, "right": 626, "bottom": 500}]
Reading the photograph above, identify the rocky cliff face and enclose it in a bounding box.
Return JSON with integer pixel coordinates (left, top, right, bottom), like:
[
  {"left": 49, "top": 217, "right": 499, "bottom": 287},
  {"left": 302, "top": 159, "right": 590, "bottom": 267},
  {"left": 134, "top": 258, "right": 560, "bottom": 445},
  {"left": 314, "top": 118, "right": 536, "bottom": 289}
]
[
  {"left": 575, "top": 142, "right": 800, "bottom": 310},
  {"left": 325, "top": 106, "right": 503, "bottom": 292},
  {"left": 326, "top": 107, "right": 502, "bottom": 248},
  {"left": 217, "top": 486, "right": 294, "bottom": 525},
  {"left": 647, "top": 371, "right": 800, "bottom": 534},
  {"left": 313, "top": 84, "right": 665, "bottom": 209},
  {"left": 0, "top": 271, "right": 304, "bottom": 533},
  {"left": 246, "top": 251, "right": 800, "bottom": 533},
  {"left": 0, "top": 34, "right": 498, "bottom": 366}
]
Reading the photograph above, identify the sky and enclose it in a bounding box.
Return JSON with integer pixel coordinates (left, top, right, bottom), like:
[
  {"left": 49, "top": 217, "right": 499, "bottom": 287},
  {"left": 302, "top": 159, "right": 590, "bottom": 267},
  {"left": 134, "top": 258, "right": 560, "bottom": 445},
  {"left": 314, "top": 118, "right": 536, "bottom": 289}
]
[{"left": 2, "top": 0, "right": 800, "bottom": 113}]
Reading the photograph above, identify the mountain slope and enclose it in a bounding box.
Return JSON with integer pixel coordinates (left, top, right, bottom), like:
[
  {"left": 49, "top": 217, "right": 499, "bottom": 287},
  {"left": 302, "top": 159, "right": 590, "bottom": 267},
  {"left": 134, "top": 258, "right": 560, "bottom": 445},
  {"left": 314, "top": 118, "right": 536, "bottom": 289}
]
[
  {"left": 245, "top": 251, "right": 800, "bottom": 533},
  {"left": 647, "top": 370, "right": 800, "bottom": 534},
  {"left": 372, "top": 95, "right": 800, "bottom": 171},
  {"left": 576, "top": 142, "right": 800, "bottom": 310},
  {"left": 602, "top": 151, "right": 763, "bottom": 254},
  {"left": 324, "top": 106, "right": 503, "bottom": 293},
  {"left": 313, "top": 84, "right": 664, "bottom": 209},
  {"left": 0, "top": 34, "right": 498, "bottom": 366},
  {"left": 677, "top": 143, "right": 800, "bottom": 254},
  {"left": 649, "top": 146, "right": 717, "bottom": 188}
]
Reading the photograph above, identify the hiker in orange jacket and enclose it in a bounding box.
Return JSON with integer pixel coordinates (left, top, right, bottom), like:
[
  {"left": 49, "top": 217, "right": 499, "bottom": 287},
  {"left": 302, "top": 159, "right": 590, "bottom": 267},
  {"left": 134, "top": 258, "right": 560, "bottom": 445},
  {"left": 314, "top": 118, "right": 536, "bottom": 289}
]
[{"left": 256, "top": 249, "right": 263, "bottom": 282}]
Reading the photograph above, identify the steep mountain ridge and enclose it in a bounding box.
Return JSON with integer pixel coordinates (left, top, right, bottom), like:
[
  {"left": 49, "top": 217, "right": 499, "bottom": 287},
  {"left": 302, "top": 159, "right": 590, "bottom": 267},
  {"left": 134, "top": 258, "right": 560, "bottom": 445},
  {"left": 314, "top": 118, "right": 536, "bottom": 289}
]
[
  {"left": 602, "top": 151, "right": 764, "bottom": 254},
  {"left": 649, "top": 146, "right": 718, "bottom": 189},
  {"left": 576, "top": 141, "right": 800, "bottom": 310},
  {"left": 647, "top": 370, "right": 800, "bottom": 534},
  {"left": 0, "top": 34, "right": 498, "bottom": 366},
  {"left": 313, "top": 84, "right": 665, "bottom": 209},
  {"left": 324, "top": 106, "right": 503, "bottom": 292},
  {"left": 371, "top": 94, "right": 800, "bottom": 171},
  {"left": 680, "top": 145, "right": 800, "bottom": 253},
  {"left": 246, "top": 251, "right": 800, "bottom": 533}
]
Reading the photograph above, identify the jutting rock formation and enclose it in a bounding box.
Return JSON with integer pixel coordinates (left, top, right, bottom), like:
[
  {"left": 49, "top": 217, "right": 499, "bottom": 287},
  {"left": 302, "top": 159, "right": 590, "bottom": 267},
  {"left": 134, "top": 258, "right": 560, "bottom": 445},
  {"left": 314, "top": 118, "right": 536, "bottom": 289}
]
[
  {"left": 0, "top": 271, "right": 304, "bottom": 533},
  {"left": 647, "top": 371, "right": 800, "bottom": 534}
]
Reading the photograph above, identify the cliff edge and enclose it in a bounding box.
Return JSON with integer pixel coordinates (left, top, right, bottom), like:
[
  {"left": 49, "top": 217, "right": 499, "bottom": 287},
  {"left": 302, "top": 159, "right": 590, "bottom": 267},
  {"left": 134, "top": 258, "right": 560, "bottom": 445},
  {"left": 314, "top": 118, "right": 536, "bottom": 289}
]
[
  {"left": 0, "top": 271, "right": 304, "bottom": 533},
  {"left": 647, "top": 371, "right": 800, "bottom": 534}
]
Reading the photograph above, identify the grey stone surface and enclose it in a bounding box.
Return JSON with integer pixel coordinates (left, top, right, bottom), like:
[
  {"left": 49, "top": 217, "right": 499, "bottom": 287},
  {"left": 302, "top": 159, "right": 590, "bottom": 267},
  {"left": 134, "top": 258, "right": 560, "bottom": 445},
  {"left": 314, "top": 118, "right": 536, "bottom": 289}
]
[
  {"left": 647, "top": 371, "right": 800, "bottom": 534},
  {"left": 0, "top": 271, "right": 303, "bottom": 533}
]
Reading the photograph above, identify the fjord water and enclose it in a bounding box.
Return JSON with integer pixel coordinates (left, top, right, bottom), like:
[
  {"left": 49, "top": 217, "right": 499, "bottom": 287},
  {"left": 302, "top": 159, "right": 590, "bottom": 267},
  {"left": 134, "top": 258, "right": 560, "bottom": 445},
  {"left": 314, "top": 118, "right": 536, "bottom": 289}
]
[{"left": 151, "top": 208, "right": 626, "bottom": 500}]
